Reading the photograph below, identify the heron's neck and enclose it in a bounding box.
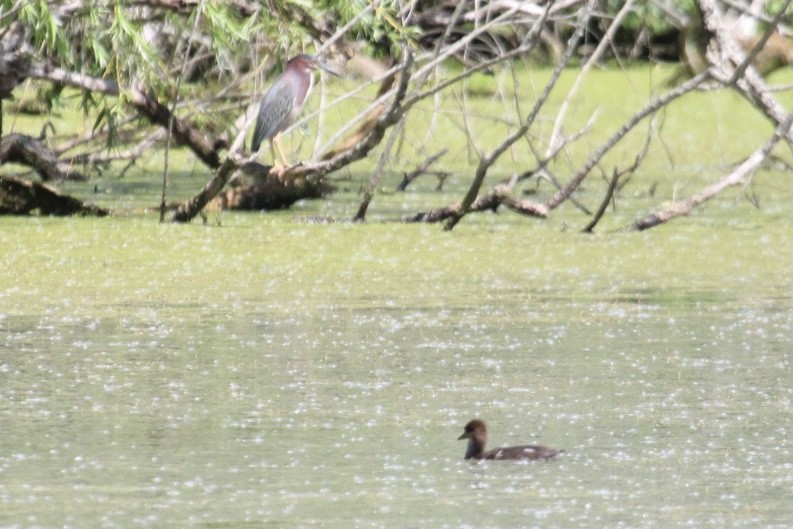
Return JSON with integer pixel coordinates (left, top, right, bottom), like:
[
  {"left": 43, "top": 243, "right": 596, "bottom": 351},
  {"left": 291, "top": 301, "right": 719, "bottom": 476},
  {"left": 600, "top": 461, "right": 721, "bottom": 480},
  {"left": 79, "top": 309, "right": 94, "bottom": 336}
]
[{"left": 294, "top": 71, "right": 314, "bottom": 106}]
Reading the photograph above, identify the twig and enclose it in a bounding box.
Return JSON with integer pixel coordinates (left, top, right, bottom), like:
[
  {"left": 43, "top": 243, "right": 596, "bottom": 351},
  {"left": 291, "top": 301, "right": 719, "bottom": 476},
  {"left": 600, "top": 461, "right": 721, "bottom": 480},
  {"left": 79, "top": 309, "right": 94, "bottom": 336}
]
[
  {"left": 582, "top": 118, "right": 654, "bottom": 233},
  {"left": 316, "top": 2, "right": 376, "bottom": 57},
  {"left": 396, "top": 148, "right": 448, "bottom": 191},
  {"left": 523, "top": 111, "right": 599, "bottom": 215},
  {"left": 354, "top": 114, "right": 405, "bottom": 221},
  {"left": 354, "top": 47, "right": 415, "bottom": 222},
  {"left": 545, "top": 0, "right": 637, "bottom": 157},
  {"left": 581, "top": 168, "right": 621, "bottom": 233},
  {"left": 68, "top": 129, "right": 166, "bottom": 167}
]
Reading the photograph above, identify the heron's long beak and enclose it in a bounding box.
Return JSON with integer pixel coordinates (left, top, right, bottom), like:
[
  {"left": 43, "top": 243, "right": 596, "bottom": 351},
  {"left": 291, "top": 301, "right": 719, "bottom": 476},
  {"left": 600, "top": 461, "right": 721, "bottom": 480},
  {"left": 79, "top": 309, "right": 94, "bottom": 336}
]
[{"left": 314, "top": 58, "right": 342, "bottom": 78}]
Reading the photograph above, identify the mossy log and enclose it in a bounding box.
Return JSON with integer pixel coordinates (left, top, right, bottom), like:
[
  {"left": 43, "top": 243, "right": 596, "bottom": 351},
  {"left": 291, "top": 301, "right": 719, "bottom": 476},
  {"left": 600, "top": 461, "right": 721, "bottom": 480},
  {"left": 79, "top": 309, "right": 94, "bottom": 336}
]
[{"left": 0, "top": 174, "right": 107, "bottom": 216}]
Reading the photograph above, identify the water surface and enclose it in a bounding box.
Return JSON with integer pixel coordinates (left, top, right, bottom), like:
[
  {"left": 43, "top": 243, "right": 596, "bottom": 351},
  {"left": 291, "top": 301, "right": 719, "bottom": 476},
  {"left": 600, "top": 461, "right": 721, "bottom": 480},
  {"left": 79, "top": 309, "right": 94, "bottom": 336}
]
[{"left": 1, "top": 211, "right": 791, "bottom": 528}]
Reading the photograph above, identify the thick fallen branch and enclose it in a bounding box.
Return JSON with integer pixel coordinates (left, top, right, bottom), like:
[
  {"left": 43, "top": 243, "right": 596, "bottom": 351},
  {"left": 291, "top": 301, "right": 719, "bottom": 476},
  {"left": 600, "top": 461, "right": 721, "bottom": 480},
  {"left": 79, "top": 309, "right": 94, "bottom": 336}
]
[
  {"left": 403, "top": 180, "right": 548, "bottom": 223},
  {"left": 210, "top": 161, "right": 334, "bottom": 210},
  {"left": 0, "top": 174, "right": 108, "bottom": 216},
  {"left": 0, "top": 133, "right": 85, "bottom": 181}
]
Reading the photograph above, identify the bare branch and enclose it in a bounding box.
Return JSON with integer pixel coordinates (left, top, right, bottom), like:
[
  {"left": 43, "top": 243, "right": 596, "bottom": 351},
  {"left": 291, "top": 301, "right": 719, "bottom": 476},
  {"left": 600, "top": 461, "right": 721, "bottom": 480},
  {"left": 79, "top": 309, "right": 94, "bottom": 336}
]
[
  {"left": 25, "top": 63, "right": 224, "bottom": 168},
  {"left": 544, "top": 70, "right": 711, "bottom": 212},
  {"left": 625, "top": 108, "right": 793, "bottom": 231},
  {"left": 582, "top": 119, "right": 654, "bottom": 233},
  {"left": 396, "top": 149, "right": 448, "bottom": 191},
  {"left": 0, "top": 133, "right": 85, "bottom": 181},
  {"left": 546, "top": 0, "right": 637, "bottom": 157},
  {"left": 403, "top": 178, "right": 549, "bottom": 224},
  {"left": 443, "top": 1, "right": 586, "bottom": 231},
  {"left": 700, "top": 0, "right": 793, "bottom": 147}
]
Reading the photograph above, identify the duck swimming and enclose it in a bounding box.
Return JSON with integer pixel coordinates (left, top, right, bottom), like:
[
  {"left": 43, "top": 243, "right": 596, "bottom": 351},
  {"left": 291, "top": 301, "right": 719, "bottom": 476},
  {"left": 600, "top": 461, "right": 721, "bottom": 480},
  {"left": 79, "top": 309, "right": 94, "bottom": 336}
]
[{"left": 458, "top": 419, "right": 562, "bottom": 461}]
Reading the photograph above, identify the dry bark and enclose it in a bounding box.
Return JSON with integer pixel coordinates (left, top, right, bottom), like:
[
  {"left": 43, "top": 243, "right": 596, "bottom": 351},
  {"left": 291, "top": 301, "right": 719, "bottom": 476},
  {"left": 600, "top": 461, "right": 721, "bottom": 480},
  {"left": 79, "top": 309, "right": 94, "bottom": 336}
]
[{"left": 209, "top": 162, "right": 334, "bottom": 210}]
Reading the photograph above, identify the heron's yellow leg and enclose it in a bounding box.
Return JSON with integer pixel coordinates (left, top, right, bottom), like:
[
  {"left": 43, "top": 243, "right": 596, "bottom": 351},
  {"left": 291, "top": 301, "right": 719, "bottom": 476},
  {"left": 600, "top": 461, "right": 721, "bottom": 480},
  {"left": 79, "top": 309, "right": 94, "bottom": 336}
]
[{"left": 271, "top": 134, "right": 291, "bottom": 167}]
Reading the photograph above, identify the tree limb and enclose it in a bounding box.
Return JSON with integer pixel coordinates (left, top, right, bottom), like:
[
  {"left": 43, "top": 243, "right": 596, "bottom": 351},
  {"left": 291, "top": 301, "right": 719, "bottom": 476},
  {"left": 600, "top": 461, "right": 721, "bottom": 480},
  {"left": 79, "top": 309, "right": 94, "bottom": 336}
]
[
  {"left": 396, "top": 149, "right": 448, "bottom": 191},
  {"left": 0, "top": 174, "right": 108, "bottom": 216},
  {"left": 403, "top": 179, "right": 548, "bottom": 223},
  {"left": 625, "top": 108, "right": 793, "bottom": 231},
  {"left": 0, "top": 133, "right": 85, "bottom": 181},
  {"left": 443, "top": 1, "right": 586, "bottom": 230},
  {"left": 699, "top": 0, "right": 793, "bottom": 147},
  {"left": 582, "top": 117, "right": 654, "bottom": 232},
  {"left": 170, "top": 106, "right": 253, "bottom": 222},
  {"left": 25, "top": 63, "right": 224, "bottom": 168},
  {"left": 544, "top": 70, "right": 711, "bottom": 212}
]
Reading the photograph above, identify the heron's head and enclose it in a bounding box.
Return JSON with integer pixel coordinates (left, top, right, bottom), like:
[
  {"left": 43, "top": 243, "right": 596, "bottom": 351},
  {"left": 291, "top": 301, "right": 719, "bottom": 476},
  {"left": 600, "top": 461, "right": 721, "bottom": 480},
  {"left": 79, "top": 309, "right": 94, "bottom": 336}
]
[{"left": 288, "top": 54, "right": 342, "bottom": 77}]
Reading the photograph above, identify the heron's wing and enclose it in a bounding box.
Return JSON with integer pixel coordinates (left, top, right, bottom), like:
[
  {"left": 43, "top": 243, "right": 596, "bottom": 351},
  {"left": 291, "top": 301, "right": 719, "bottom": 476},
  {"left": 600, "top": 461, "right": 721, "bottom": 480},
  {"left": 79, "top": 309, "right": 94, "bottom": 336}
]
[{"left": 251, "top": 83, "right": 295, "bottom": 152}]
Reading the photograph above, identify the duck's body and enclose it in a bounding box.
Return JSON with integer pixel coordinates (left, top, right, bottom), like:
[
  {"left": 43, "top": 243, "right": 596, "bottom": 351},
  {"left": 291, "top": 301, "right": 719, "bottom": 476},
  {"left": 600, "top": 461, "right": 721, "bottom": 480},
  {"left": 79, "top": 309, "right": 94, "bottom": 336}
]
[{"left": 458, "top": 419, "right": 562, "bottom": 461}]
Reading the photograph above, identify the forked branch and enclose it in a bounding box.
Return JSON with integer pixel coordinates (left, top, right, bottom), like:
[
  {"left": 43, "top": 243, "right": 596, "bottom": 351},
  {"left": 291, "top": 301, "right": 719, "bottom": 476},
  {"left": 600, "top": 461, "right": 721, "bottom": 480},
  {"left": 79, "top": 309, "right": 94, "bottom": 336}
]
[{"left": 625, "top": 109, "right": 793, "bottom": 231}]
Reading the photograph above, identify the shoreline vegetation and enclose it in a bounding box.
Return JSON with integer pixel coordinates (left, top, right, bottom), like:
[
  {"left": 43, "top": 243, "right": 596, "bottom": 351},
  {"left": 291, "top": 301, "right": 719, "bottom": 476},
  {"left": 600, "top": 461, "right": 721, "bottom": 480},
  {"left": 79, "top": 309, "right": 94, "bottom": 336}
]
[{"left": 1, "top": 0, "right": 791, "bottom": 231}]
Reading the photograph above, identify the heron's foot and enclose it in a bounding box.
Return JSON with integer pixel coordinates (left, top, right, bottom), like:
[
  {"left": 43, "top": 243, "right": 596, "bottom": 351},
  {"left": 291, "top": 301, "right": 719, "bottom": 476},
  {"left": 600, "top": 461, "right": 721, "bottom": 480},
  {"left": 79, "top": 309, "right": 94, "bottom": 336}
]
[{"left": 269, "top": 163, "right": 288, "bottom": 179}]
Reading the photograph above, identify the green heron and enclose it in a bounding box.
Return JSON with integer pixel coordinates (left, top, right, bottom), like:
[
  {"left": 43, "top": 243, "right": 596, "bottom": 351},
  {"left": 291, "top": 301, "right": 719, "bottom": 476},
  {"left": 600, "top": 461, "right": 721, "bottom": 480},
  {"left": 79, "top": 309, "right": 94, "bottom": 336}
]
[{"left": 251, "top": 54, "right": 340, "bottom": 168}]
